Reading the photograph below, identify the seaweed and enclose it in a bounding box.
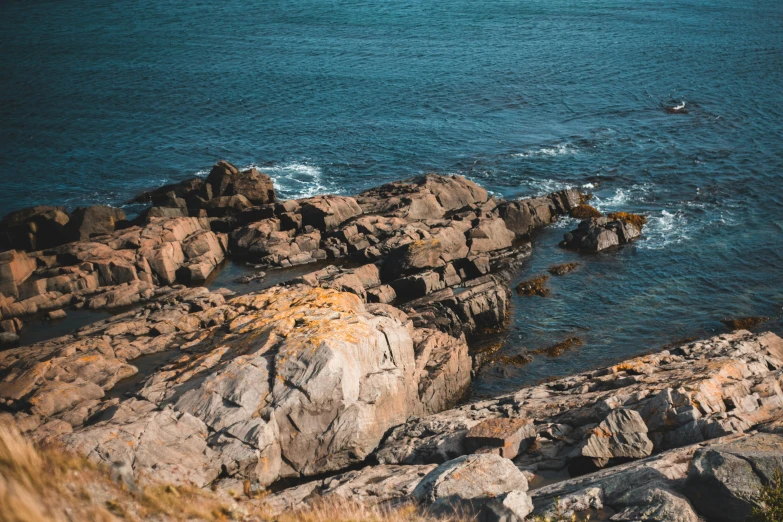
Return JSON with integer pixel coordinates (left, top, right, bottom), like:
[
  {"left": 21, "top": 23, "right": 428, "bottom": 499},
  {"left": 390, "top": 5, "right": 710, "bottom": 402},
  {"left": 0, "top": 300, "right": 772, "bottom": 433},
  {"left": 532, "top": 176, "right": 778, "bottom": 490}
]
[
  {"left": 721, "top": 316, "right": 769, "bottom": 331},
  {"left": 607, "top": 211, "right": 647, "bottom": 229},
  {"left": 530, "top": 337, "right": 584, "bottom": 357},
  {"left": 548, "top": 262, "right": 580, "bottom": 276},
  {"left": 569, "top": 204, "right": 602, "bottom": 219},
  {"left": 515, "top": 275, "right": 551, "bottom": 297}
]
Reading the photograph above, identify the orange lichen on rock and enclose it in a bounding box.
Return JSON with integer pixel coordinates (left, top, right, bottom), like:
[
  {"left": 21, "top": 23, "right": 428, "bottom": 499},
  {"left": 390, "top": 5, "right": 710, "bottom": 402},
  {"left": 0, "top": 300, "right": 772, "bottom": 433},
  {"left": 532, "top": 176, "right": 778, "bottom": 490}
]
[
  {"left": 607, "top": 211, "right": 648, "bottom": 229},
  {"left": 569, "top": 204, "right": 602, "bottom": 219}
]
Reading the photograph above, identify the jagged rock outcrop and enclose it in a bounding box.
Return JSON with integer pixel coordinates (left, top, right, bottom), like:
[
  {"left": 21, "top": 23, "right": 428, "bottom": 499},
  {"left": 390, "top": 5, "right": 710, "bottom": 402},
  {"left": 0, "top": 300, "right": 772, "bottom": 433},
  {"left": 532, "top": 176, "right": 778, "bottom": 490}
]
[
  {"left": 0, "top": 283, "right": 475, "bottom": 490},
  {"left": 0, "top": 205, "right": 71, "bottom": 252},
  {"left": 561, "top": 215, "right": 643, "bottom": 252},
  {"left": 0, "top": 216, "right": 227, "bottom": 327},
  {"left": 65, "top": 205, "right": 127, "bottom": 241},
  {"left": 1, "top": 165, "right": 583, "bottom": 343},
  {"left": 374, "top": 330, "right": 783, "bottom": 475}
]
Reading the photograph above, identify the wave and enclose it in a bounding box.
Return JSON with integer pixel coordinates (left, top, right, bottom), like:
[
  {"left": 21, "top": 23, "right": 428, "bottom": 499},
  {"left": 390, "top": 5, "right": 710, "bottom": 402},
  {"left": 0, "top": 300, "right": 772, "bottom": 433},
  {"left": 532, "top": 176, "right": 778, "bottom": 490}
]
[
  {"left": 514, "top": 143, "right": 578, "bottom": 158},
  {"left": 591, "top": 183, "right": 655, "bottom": 211},
  {"left": 637, "top": 209, "right": 690, "bottom": 250}
]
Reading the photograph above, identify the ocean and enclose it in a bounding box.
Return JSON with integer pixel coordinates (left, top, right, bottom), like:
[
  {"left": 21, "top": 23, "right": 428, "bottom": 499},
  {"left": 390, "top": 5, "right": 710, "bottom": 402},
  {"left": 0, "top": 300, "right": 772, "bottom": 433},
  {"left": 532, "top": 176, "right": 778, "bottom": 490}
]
[{"left": 2, "top": 0, "right": 782, "bottom": 398}]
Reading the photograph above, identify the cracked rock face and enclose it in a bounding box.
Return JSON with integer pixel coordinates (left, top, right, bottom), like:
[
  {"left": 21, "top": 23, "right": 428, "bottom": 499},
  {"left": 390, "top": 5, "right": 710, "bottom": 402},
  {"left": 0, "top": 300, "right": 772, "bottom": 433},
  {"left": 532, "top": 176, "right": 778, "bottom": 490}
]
[{"left": 1, "top": 282, "right": 475, "bottom": 489}]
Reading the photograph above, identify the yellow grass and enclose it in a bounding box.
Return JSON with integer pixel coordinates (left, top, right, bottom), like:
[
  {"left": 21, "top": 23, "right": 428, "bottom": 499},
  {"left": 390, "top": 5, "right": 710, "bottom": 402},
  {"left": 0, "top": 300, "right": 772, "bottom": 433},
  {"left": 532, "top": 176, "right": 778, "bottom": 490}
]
[{"left": 0, "top": 425, "right": 461, "bottom": 522}]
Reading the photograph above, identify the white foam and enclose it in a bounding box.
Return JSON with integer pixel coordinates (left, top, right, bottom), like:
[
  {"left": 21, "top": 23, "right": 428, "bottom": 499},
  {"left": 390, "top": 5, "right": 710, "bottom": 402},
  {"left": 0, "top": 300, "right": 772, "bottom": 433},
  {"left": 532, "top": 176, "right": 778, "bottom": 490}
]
[
  {"left": 514, "top": 143, "right": 578, "bottom": 158},
  {"left": 591, "top": 183, "right": 654, "bottom": 212},
  {"left": 250, "top": 162, "right": 332, "bottom": 199},
  {"left": 638, "top": 209, "right": 690, "bottom": 250},
  {"left": 515, "top": 178, "right": 573, "bottom": 197}
]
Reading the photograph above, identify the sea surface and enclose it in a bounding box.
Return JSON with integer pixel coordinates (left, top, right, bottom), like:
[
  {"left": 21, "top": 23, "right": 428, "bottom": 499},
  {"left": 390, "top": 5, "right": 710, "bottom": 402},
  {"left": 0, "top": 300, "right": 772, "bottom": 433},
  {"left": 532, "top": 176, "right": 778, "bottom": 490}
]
[{"left": 2, "top": 0, "right": 782, "bottom": 398}]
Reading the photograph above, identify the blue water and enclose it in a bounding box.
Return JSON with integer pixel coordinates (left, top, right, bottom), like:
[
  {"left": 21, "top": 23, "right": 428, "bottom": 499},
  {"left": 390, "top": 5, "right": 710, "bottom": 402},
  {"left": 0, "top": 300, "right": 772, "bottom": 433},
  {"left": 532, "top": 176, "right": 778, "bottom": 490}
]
[{"left": 2, "top": 0, "right": 782, "bottom": 397}]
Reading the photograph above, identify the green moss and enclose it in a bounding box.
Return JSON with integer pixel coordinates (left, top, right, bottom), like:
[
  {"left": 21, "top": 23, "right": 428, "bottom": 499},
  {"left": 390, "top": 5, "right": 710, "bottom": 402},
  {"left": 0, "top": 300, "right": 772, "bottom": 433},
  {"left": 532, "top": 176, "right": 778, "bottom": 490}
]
[{"left": 515, "top": 275, "right": 551, "bottom": 297}]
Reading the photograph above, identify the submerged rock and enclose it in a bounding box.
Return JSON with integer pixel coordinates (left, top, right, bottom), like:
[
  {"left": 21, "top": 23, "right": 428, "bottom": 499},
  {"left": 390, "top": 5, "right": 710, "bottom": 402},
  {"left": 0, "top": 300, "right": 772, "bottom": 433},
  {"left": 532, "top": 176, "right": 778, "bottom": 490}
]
[
  {"left": 722, "top": 316, "right": 769, "bottom": 331},
  {"left": 515, "top": 274, "right": 550, "bottom": 297},
  {"left": 548, "top": 262, "right": 580, "bottom": 276}
]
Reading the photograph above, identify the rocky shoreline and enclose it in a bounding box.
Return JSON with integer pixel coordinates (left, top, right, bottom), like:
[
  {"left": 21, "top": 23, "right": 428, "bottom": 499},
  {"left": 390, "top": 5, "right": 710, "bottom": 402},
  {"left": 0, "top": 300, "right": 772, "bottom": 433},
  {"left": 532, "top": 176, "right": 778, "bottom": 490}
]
[{"left": 1, "top": 162, "right": 779, "bottom": 521}]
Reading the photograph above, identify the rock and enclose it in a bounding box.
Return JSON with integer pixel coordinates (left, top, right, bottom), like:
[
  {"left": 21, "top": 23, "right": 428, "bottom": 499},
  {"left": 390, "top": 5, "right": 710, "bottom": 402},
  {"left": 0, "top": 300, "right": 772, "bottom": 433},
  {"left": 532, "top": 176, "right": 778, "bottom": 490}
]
[
  {"left": 412, "top": 453, "right": 530, "bottom": 516},
  {"left": 530, "top": 442, "right": 701, "bottom": 521},
  {"left": 569, "top": 204, "right": 602, "bottom": 219},
  {"left": 465, "top": 417, "right": 535, "bottom": 459},
  {"left": 468, "top": 218, "right": 515, "bottom": 254},
  {"left": 206, "top": 160, "right": 240, "bottom": 194},
  {"left": 611, "top": 482, "right": 699, "bottom": 522},
  {"left": 28, "top": 380, "right": 105, "bottom": 418},
  {"left": 61, "top": 399, "right": 220, "bottom": 487},
  {"left": 299, "top": 195, "right": 362, "bottom": 231},
  {"left": 15, "top": 283, "right": 473, "bottom": 490},
  {"left": 515, "top": 275, "right": 550, "bottom": 297},
  {"left": 722, "top": 316, "right": 769, "bottom": 331},
  {"left": 0, "top": 249, "right": 37, "bottom": 299},
  {"left": 548, "top": 262, "right": 580, "bottom": 276},
  {"left": 375, "top": 330, "right": 783, "bottom": 479},
  {"left": 683, "top": 432, "right": 783, "bottom": 522},
  {"left": 233, "top": 271, "right": 266, "bottom": 284},
  {"left": 478, "top": 490, "right": 535, "bottom": 522},
  {"left": 497, "top": 189, "right": 581, "bottom": 237},
  {"left": 46, "top": 309, "right": 67, "bottom": 320},
  {"left": 570, "top": 409, "right": 654, "bottom": 470},
  {"left": 205, "top": 194, "right": 253, "bottom": 217},
  {"left": 0, "top": 205, "right": 70, "bottom": 251},
  {"left": 132, "top": 177, "right": 207, "bottom": 206},
  {"left": 259, "top": 464, "right": 438, "bottom": 515},
  {"left": 562, "top": 215, "right": 643, "bottom": 252},
  {"left": 231, "top": 168, "right": 276, "bottom": 205},
  {"left": 66, "top": 205, "right": 126, "bottom": 241},
  {"left": 0, "top": 332, "right": 19, "bottom": 348}
]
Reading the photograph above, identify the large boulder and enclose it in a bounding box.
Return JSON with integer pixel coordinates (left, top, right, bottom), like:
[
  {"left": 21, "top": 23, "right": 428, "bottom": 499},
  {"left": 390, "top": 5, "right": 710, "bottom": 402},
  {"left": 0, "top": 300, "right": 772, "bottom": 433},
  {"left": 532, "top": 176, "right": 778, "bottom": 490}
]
[
  {"left": 0, "top": 250, "right": 37, "bottom": 299},
  {"left": 299, "top": 195, "right": 362, "bottom": 232},
  {"left": 562, "top": 215, "right": 643, "bottom": 252},
  {"left": 412, "top": 453, "right": 531, "bottom": 516},
  {"left": 66, "top": 205, "right": 127, "bottom": 241},
  {"left": 569, "top": 408, "right": 654, "bottom": 470},
  {"left": 48, "top": 284, "right": 474, "bottom": 488},
  {"left": 206, "top": 161, "right": 275, "bottom": 205},
  {"left": 684, "top": 432, "right": 783, "bottom": 522},
  {"left": 0, "top": 205, "right": 70, "bottom": 251}
]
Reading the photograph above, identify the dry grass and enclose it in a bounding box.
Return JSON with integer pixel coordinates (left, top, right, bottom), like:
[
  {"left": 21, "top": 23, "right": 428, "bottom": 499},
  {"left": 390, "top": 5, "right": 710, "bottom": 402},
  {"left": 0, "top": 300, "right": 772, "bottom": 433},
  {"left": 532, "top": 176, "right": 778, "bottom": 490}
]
[
  {"left": 607, "top": 211, "right": 647, "bottom": 229},
  {"left": 0, "top": 425, "right": 462, "bottom": 522},
  {"left": 271, "top": 498, "right": 465, "bottom": 522},
  {"left": 569, "top": 205, "right": 602, "bottom": 219},
  {"left": 515, "top": 275, "right": 551, "bottom": 297}
]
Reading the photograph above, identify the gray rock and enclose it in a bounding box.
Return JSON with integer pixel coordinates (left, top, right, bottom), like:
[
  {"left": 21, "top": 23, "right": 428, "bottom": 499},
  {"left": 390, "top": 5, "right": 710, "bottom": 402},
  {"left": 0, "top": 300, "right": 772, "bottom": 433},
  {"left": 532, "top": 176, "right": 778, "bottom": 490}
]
[
  {"left": 412, "top": 454, "right": 529, "bottom": 516},
  {"left": 478, "top": 490, "right": 534, "bottom": 522},
  {"left": 684, "top": 432, "right": 783, "bottom": 522}
]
